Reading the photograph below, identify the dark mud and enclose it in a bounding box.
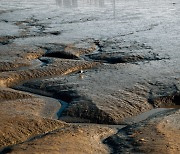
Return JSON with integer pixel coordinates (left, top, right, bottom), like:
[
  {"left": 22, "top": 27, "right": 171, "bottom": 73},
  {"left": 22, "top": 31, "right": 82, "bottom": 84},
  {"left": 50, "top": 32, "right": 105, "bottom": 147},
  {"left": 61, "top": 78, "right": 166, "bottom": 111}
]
[
  {"left": 85, "top": 51, "right": 167, "bottom": 64},
  {"left": 14, "top": 76, "right": 180, "bottom": 125},
  {"left": 13, "top": 71, "right": 180, "bottom": 124},
  {"left": 41, "top": 44, "right": 80, "bottom": 59}
]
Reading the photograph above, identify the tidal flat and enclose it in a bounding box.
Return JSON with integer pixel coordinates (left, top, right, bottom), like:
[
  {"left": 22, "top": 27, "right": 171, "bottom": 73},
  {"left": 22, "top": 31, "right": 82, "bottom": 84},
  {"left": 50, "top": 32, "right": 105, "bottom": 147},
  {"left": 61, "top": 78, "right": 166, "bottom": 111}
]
[{"left": 0, "top": 0, "right": 180, "bottom": 153}]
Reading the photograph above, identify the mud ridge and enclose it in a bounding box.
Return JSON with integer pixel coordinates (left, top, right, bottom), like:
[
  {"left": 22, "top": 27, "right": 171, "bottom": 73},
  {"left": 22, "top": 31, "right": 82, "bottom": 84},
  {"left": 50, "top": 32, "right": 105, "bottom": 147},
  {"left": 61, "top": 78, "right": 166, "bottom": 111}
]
[
  {"left": 14, "top": 84, "right": 116, "bottom": 124},
  {"left": 0, "top": 125, "right": 69, "bottom": 154},
  {"left": 85, "top": 51, "right": 168, "bottom": 64},
  {"left": 83, "top": 38, "right": 169, "bottom": 64},
  {"left": 103, "top": 109, "right": 178, "bottom": 154},
  {"left": 41, "top": 42, "right": 97, "bottom": 60},
  {"left": 41, "top": 44, "right": 79, "bottom": 59},
  {"left": 13, "top": 85, "right": 69, "bottom": 119},
  {"left": 0, "top": 58, "right": 98, "bottom": 87}
]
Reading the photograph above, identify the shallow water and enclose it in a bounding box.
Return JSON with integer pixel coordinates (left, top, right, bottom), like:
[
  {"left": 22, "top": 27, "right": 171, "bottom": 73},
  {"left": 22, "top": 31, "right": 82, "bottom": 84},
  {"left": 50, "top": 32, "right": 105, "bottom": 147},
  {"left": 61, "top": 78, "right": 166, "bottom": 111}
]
[{"left": 57, "top": 100, "right": 68, "bottom": 118}]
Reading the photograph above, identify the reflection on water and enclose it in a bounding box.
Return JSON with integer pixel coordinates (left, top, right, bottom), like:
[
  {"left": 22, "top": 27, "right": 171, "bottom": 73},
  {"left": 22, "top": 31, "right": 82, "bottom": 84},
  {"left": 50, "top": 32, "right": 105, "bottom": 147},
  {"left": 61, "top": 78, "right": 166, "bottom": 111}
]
[
  {"left": 56, "top": 0, "right": 116, "bottom": 17},
  {"left": 113, "top": 0, "right": 116, "bottom": 18},
  {"left": 56, "top": 0, "right": 107, "bottom": 8},
  {"left": 56, "top": 0, "right": 78, "bottom": 8}
]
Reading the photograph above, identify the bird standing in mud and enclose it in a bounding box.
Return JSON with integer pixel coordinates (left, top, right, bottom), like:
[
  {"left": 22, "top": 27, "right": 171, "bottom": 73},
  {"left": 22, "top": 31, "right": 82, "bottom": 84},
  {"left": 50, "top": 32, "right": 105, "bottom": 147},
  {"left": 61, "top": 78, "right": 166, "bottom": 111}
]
[{"left": 79, "top": 69, "right": 84, "bottom": 79}]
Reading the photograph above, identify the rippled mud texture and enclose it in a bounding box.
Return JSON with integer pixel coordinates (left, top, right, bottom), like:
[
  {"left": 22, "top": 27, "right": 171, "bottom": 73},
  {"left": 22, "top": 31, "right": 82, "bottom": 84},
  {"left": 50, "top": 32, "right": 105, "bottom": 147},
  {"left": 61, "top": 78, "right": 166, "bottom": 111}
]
[
  {"left": 0, "top": 0, "right": 180, "bottom": 153},
  {"left": 0, "top": 57, "right": 99, "bottom": 87},
  {"left": 0, "top": 44, "right": 44, "bottom": 72}
]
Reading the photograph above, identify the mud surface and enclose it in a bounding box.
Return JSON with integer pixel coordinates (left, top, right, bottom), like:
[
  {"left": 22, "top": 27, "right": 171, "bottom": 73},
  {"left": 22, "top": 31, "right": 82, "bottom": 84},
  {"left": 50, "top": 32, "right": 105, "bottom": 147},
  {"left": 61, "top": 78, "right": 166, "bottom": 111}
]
[
  {"left": 104, "top": 109, "right": 180, "bottom": 154},
  {"left": 0, "top": 0, "right": 180, "bottom": 153}
]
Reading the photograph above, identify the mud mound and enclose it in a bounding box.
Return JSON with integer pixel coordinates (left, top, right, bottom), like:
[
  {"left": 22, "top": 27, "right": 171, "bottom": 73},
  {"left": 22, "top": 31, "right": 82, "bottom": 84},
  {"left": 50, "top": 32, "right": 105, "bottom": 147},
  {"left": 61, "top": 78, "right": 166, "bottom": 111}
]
[
  {"left": 0, "top": 88, "right": 33, "bottom": 101},
  {"left": 104, "top": 109, "right": 180, "bottom": 154},
  {"left": 0, "top": 98, "right": 60, "bottom": 118},
  {"left": 0, "top": 90, "right": 65, "bottom": 149},
  {"left": 63, "top": 91, "right": 152, "bottom": 124},
  {"left": 0, "top": 44, "right": 44, "bottom": 60},
  {"left": 18, "top": 79, "right": 152, "bottom": 124},
  {"left": 2, "top": 125, "right": 115, "bottom": 154},
  {"left": 42, "top": 43, "right": 79, "bottom": 59},
  {"left": 42, "top": 41, "right": 96, "bottom": 59},
  {"left": 0, "top": 44, "right": 45, "bottom": 72},
  {"left": 18, "top": 70, "right": 180, "bottom": 125},
  {"left": 0, "top": 114, "right": 66, "bottom": 149},
  {"left": 0, "top": 61, "right": 30, "bottom": 72}
]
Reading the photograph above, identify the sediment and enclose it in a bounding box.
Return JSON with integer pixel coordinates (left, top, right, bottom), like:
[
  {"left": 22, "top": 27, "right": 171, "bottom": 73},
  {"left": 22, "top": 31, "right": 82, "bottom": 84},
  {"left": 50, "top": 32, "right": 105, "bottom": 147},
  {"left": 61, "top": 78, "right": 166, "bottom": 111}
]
[{"left": 0, "top": 0, "right": 180, "bottom": 153}]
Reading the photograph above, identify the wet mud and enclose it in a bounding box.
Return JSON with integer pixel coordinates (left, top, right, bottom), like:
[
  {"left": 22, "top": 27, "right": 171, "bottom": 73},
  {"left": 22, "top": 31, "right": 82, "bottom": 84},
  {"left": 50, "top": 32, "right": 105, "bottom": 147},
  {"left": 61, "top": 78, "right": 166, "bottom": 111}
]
[{"left": 0, "top": 0, "right": 180, "bottom": 153}]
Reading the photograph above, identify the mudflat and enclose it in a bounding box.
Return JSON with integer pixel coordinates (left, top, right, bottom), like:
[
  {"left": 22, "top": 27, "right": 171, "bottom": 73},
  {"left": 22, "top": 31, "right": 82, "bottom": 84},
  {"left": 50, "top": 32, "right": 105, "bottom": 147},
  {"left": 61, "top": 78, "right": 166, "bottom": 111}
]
[{"left": 0, "top": 0, "right": 180, "bottom": 153}]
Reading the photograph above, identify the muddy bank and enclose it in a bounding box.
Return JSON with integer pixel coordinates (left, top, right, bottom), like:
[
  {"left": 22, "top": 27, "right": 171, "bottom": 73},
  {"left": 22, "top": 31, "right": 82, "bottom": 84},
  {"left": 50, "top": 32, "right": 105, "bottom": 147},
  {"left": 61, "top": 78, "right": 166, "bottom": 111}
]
[{"left": 15, "top": 65, "right": 180, "bottom": 124}]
